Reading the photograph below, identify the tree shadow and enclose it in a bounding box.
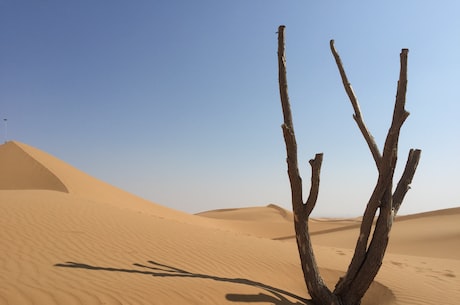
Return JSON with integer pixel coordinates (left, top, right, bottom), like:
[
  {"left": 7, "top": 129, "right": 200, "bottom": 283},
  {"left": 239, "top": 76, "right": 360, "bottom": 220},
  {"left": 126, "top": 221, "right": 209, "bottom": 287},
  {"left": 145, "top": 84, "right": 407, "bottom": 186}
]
[{"left": 55, "top": 260, "right": 311, "bottom": 305}]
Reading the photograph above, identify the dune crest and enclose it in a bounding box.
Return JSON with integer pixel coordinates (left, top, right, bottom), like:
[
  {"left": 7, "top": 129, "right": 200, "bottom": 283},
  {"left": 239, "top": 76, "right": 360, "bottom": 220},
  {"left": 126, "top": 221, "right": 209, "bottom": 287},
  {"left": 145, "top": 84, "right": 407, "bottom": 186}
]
[
  {"left": 0, "top": 141, "right": 197, "bottom": 221},
  {"left": 0, "top": 141, "right": 68, "bottom": 192},
  {"left": 197, "top": 203, "right": 293, "bottom": 222}
]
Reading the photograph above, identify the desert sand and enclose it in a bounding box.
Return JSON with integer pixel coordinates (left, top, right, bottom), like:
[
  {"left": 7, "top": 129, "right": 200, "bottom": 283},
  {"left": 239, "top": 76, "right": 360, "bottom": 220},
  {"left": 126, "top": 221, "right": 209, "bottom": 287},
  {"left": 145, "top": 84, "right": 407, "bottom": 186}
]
[{"left": 0, "top": 140, "right": 458, "bottom": 305}]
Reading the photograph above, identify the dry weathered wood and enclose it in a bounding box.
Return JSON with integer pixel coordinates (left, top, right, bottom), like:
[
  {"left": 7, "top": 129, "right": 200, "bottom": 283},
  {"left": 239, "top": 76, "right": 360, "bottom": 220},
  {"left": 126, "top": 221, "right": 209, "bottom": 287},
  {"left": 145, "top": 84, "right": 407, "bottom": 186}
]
[
  {"left": 305, "top": 154, "right": 323, "bottom": 216},
  {"left": 393, "top": 148, "right": 421, "bottom": 215},
  {"left": 278, "top": 26, "right": 294, "bottom": 132},
  {"left": 278, "top": 25, "right": 340, "bottom": 305},
  {"left": 332, "top": 46, "right": 420, "bottom": 305},
  {"left": 277, "top": 26, "right": 420, "bottom": 305},
  {"left": 330, "top": 40, "right": 382, "bottom": 169}
]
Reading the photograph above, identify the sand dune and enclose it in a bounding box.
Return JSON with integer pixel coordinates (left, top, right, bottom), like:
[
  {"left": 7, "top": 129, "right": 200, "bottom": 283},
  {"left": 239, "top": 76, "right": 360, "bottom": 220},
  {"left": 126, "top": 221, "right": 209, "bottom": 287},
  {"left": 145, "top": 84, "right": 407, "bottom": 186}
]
[
  {"left": 0, "top": 141, "right": 68, "bottom": 192},
  {"left": 196, "top": 204, "right": 295, "bottom": 239},
  {"left": 0, "top": 141, "right": 458, "bottom": 304},
  {"left": 201, "top": 203, "right": 460, "bottom": 259}
]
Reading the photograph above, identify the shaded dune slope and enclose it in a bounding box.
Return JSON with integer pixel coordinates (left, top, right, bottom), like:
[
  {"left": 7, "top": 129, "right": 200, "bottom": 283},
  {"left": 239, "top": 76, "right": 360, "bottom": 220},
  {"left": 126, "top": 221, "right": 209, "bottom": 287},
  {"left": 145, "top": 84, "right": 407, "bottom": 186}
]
[
  {"left": 0, "top": 141, "right": 68, "bottom": 192},
  {"left": 0, "top": 141, "right": 313, "bottom": 304},
  {"left": 0, "top": 141, "right": 197, "bottom": 222}
]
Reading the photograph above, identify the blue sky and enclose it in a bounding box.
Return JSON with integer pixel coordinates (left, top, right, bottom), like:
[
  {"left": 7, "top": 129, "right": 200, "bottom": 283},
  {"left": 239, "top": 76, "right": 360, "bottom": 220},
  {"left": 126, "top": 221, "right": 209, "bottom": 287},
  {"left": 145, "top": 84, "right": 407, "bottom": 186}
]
[{"left": 1, "top": 1, "right": 459, "bottom": 216}]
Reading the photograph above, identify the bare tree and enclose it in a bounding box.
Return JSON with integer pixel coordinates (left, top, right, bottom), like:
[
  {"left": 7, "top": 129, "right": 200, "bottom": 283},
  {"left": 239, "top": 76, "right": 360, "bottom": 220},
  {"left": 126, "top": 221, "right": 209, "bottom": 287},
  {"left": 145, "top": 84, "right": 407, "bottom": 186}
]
[{"left": 277, "top": 25, "right": 421, "bottom": 305}]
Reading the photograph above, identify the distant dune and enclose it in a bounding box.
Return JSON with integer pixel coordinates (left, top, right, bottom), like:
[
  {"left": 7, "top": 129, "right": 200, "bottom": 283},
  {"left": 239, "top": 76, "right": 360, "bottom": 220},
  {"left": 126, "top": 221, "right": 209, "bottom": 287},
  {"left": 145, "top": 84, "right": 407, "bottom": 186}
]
[{"left": 0, "top": 141, "right": 458, "bottom": 305}]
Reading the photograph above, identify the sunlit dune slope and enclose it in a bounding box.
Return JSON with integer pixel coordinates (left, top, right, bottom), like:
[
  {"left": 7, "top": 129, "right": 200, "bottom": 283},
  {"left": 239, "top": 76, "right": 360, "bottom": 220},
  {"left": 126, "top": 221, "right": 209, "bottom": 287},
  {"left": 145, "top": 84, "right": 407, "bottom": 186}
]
[
  {"left": 196, "top": 204, "right": 295, "bottom": 239},
  {"left": 200, "top": 199, "right": 460, "bottom": 260},
  {"left": 309, "top": 208, "right": 460, "bottom": 259},
  {"left": 0, "top": 141, "right": 196, "bottom": 221},
  {"left": 197, "top": 204, "right": 293, "bottom": 222},
  {"left": 198, "top": 203, "right": 460, "bottom": 304},
  {"left": 0, "top": 141, "right": 458, "bottom": 305},
  {"left": 0, "top": 141, "right": 312, "bottom": 304}
]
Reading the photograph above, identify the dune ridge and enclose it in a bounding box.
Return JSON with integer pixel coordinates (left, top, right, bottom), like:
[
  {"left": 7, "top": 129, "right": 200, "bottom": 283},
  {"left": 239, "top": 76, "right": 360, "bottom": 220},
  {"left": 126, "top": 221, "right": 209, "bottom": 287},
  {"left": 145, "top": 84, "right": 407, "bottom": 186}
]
[
  {"left": 200, "top": 202, "right": 460, "bottom": 260},
  {"left": 0, "top": 141, "right": 458, "bottom": 304},
  {"left": 3, "top": 141, "right": 205, "bottom": 223},
  {"left": 0, "top": 141, "right": 68, "bottom": 192}
]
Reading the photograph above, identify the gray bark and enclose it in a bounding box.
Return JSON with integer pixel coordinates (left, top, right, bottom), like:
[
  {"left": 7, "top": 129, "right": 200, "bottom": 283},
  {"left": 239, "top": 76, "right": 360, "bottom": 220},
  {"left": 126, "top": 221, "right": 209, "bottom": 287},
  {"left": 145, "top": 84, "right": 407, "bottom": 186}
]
[{"left": 277, "top": 25, "right": 421, "bottom": 305}]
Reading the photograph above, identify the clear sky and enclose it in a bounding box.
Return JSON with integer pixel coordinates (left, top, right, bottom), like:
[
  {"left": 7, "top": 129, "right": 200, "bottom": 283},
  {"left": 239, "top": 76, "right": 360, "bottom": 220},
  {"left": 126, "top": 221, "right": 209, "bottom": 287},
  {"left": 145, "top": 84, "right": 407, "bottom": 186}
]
[{"left": 1, "top": 1, "right": 459, "bottom": 217}]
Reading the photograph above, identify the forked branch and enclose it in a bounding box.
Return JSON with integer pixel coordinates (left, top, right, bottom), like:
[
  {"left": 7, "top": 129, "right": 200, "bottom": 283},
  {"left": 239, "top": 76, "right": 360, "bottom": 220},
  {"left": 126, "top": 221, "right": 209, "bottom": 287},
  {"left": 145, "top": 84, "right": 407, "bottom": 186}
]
[
  {"left": 277, "top": 26, "right": 420, "bottom": 305},
  {"left": 278, "top": 25, "right": 324, "bottom": 217},
  {"left": 331, "top": 44, "right": 421, "bottom": 304},
  {"left": 278, "top": 25, "right": 338, "bottom": 304}
]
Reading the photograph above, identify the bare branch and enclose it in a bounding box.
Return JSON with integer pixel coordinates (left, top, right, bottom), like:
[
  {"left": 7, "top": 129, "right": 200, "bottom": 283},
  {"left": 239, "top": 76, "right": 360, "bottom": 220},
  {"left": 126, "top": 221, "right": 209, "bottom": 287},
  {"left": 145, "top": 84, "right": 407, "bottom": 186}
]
[
  {"left": 393, "top": 149, "right": 421, "bottom": 216},
  {"left": 278, "top": 25, "right": 303, "bottom": 215},
  {"left": 278, "top": 25, "right": 337, "bottom": 304},
  {"left": 279, "top": 26, "right": 324, "bottom": 218},
  {"left": 281, "top": 124, "right": 303, "bottom": 214},
  {"left": 305, "top": 153, "right": 323, "bottom": 216},
  {"left": 278, "top": 27, "right": 420, "bottom": 305},
  {"left": 335, "top": 47, "right": 420, "bottom": 305},
  {"left": 278, "top": 25, "right": 294, "bottom": 131},
  {"left": 393, "top": 49, "right": 410, "bottom": 125},
  {"left": 380, "top": 49, "right": 410, "bottom": 174},
  {"left": 330, "top": 40, "right": 382, "bottom": 169}
]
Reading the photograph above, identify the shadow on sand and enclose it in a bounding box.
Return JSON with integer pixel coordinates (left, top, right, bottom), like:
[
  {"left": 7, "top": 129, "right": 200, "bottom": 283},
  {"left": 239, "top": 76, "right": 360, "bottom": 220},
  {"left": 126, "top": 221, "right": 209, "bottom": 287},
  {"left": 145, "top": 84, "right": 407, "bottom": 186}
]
[{"left": 55, "top": 260, "right": 311, "bottom": 305}]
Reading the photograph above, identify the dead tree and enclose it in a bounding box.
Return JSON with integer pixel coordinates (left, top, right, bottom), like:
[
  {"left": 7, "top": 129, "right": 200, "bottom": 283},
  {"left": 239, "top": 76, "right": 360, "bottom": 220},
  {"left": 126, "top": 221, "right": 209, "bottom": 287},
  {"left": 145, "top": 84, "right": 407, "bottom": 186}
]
[{"left": 277, "top": 25, "right": 421, "bottom": 305}]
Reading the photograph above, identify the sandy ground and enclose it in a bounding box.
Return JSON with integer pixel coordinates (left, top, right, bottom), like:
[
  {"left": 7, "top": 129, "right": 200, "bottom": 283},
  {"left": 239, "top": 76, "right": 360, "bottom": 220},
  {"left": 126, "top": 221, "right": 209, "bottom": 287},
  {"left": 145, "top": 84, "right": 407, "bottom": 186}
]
[{"left": 0, "top": 141, "right": 458, "bottom": 305}]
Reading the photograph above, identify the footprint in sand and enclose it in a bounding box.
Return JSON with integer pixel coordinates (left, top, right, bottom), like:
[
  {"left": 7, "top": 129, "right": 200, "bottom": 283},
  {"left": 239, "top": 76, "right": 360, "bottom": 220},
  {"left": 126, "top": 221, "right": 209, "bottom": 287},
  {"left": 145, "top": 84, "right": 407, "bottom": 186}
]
[
  {"left": 390, "top": 261, "right": 407, "bottom": 268},
  {"left": 443, "top": 270, "right": 456, "bottom": 278}
]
